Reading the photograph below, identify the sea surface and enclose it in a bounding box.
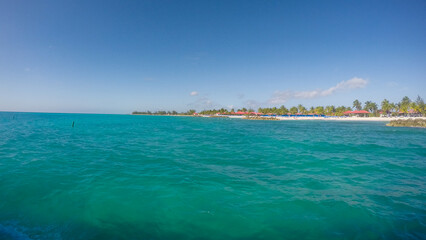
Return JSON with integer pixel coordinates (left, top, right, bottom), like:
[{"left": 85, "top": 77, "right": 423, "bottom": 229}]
[{"left": 0, "top": 112, "right": 425, "bottom": 240}]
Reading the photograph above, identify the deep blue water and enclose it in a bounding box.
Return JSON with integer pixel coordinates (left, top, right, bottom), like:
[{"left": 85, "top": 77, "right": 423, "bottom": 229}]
[{"left": 0, "top": 112, "right": 425, "bottom": 239}]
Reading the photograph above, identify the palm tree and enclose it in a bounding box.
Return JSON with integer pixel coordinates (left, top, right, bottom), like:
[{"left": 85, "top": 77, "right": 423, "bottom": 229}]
[
  {"left": 353, "top": 100, "right": 362, "bottom": 111},
  {"left": 315, "top": 106, "right": 325, "bottom": 115},
  {"left": 381, "top": 99, "right": 391, "bottom": 115},
  {"left": 363, "top": 101, "right": 378, "bottom": 115},
  {"left": 414, "top": 95, "right": 425, "bottom": 116},
  {"left": 363, "top": 101, "right": 371, "bottom": 112},
  {"left": 297, "top": 104, "right": 306, "bottom": 114},
  {"left": 279, "top": 105, "right": 288, "bottom": 115},
  {"left": 187, "top": 109, "right": 196, "bottom": 115},
  {"left": 325, "top": 105, "right": 335, "bottom": 116},
  {"left": 371, "top": 102, "right": 378, "bottom": 114},
  {"left": 290, "top": 107, "right": 298, "bottom": 114},
  {"left": 334, "top": 106, "right": 347, "bottom": 116},
  {"left": 389, "top": 103, "right": 397, "bottom": 115},
  {"left": 399, "top": 96, "right": 411, "bottom": 114},
  {"left": 410, "top": 102, "right": 417, "bottom": 114}
]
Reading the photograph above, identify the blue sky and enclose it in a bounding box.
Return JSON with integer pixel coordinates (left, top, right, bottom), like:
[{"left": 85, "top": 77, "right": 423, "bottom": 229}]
[{"left": 1, "top": 0, "right": 425, "bottom": 113}]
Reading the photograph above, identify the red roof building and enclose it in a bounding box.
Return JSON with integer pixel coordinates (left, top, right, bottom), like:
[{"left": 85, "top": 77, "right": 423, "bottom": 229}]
[
  {"left": 398, "top": 109, "right": 419, "bottom": 115},
  {"left": 234, "top": 111, "right": 248, "bottom": 115},
  {"left": 344, "top": 110, "right": 370, "bottom": 116}
]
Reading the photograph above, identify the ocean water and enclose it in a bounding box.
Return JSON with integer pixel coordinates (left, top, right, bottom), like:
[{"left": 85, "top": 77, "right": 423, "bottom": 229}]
[{"left": 0, "top": 112, "right": 425, "bottom": 240}]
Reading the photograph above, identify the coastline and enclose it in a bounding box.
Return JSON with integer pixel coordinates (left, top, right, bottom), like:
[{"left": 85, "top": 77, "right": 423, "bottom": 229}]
[
  {"left": 132, "top": 113, "right": 426, "bottom": 122},
  {"left": 276, "top": 116, "right": 394, "bottom": 121},
  {"left": 223, "top": 115, "right": 426, "bottom": 122}
]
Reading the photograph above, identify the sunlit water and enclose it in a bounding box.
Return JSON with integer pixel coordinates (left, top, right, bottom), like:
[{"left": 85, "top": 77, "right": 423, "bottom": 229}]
[{"left": 0, "top": 112, "right": 425, "bottom": 239}]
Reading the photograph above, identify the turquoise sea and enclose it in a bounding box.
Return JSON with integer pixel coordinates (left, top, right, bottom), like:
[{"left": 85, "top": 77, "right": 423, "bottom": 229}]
[{"left": 0, "top": 112, "right": 425, "bottom": 240}]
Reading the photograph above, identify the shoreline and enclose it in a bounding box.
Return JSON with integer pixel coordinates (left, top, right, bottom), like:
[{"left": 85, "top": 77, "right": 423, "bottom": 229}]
[
  {"left": 131, "top": 113, "right": 426, "bottom": 122},
  {"left": 218, "top": 116, "right": 426, "bottom": 122},
  {"left": 277, "top": 117, "right": 393, "bottom": 121}
]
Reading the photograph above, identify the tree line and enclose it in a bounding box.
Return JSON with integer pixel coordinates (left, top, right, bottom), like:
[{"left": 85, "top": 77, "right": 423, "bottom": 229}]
[
  {"left": 132, "top": 110, "right": 192, "bottom": 115},
  {"left": 199, "top": 95, "right": 425, "bottom": 116},
  {"left": 133, "top": 96, "right": 425, "bottom": 117},
  {"left": 352, "top": 96, "right": 424, "bottom": 116}
]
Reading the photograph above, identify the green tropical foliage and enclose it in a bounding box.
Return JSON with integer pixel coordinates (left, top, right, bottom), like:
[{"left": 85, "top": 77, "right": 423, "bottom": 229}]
[
  {"left": 132, "top": 110, "right": 182, "bottom": 115},
  {"left": 297, "top": 104, "right": 307, "bottom": 114},
  {"left": 132, "top": 95, "right": 424, "bottom": 117},
  {"left": 381, "top": 99, "right": 391, "bottom": 115},
  {"left": 414, "top": 95, "right": 425, "bottom": 114},
  {"left": 364, "top": 101, "right": 378, "bottom": 114},
  {"left": 325, "top": 105, "right": 335, "bottom": 115},
  {"left": 280, "top": 105, "right": 289, "bottom": 115},
  {"left": 314, "top": 106, "right": 325, "bottom": 115},
  {"left": 399, "top": 96, "right": 411, "bottom": 113},
  {"left": 353, "top": 100, "right": 362, "bottom": 111},
  {"left": 290, "top": 107, "right": 298, "bottom": 114}
]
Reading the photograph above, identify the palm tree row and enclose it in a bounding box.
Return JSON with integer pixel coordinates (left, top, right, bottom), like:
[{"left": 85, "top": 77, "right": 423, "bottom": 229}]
[
  {"left": 198, "top": 95, "right": 425, "bottom": 117},
  {"left": 133, "top": 96, "right": 424, "bottom": 116},
  {"left": 379, "top": 96, "right": 424, "bottom": 116},
  {"left": 132, "top": 110, "right": 199, "bottom": 115},
  {"left": 357, "top": 96, "right": 424, "bottom": 116}
]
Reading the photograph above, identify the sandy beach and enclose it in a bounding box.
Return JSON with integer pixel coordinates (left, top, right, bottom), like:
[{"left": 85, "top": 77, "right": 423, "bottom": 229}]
[
  {"left": 277, "top": 116, "right": 426, "bottom": 121},
  {"left": 228, "top": 115, "right": 426, "bottom": 122}
]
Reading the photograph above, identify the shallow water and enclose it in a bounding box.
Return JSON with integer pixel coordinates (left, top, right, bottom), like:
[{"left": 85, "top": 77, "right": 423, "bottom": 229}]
[{"left": 0, "top": 112, "right": 425, "bottom": 239}]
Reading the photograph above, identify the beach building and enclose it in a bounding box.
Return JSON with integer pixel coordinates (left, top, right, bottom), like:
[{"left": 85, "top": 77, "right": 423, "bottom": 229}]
[
  {"left": 398, "top": 109, "right": 420, "bottom": 117},
  {"left": 233, "top": 111, "right": 247, "bottom": 115},
  {"left": 343, "top": 110, "right": 370, "bottom": 117},
  {"left": 231, "top": 111, "right": 262, "bottom": 115}
]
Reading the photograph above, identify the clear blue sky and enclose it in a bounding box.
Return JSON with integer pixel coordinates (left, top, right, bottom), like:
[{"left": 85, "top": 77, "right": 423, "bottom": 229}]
[{"left": 1, "top": 0, "right": 425, "bottom": 113}]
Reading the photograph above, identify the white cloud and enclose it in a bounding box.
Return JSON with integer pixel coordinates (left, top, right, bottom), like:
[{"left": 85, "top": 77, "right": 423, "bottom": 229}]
[
  {"left": 244, "top": 99, "right": 261, "bottom": 109},
  {"left": 269, "top": 77, "right": 368, "bottom": 104},
  {"left": 190, "top": 91, "right": 199, "bottom": 96},
  {"left": 188, "top": 96, "right": 219, "bottom": 110}
]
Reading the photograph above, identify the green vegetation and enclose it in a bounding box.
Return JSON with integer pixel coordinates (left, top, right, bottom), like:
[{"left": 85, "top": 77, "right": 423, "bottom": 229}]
[
  {"left": 381, "top": 99, "right": 392, "bottom": 115},
  {"left": 199, "top": 108, "right": 230, "bottom": 115},
  {"left": 244, "top": 116, "right": 279, "bottom": 121},
  {"left": 132, "top": 109, "right": 195, "bottom": 115},
  {"left": 132, "top": 96, "right": 425, "bottom": 117},
  {"left": 315, "top": 106, "right": 325, "bottom": 115},
  {"left": 364, "top": 101, "right": 378, "bottom": 115},
  {"left": 399, "top": 96, "right": 411, "bottom": 113},
  {"left": 298, "top": 104, "right": 307, "bottom": 114},
  {"left": 325, "top": 105, "right": 335, "bottom": 115},
  {"left": 290, "top": 106, "right": 298, "bottom": 115},
  {"left": 256, "top": 105, "right": 351, "bottom": 116},
  {"left": 413, "top": 96, "right": 425, "bottom": 114},
  {"left": 257, "top": 106, "right": 288, "bottom": 115},
  {"left": 353, "top": 100, "right": 362, "bottom": 111}
]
